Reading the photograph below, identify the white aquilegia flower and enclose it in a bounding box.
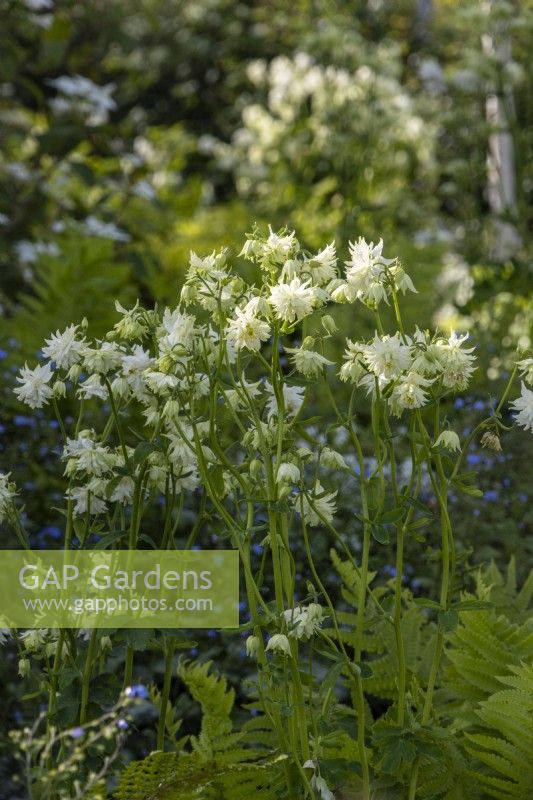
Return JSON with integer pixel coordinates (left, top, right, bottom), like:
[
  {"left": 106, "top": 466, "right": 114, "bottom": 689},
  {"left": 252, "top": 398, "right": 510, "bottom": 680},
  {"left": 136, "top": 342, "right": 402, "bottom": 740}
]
[
  {"left": 320, "top": 447, "right": 349, "bottom": 470},
  {"left": 77, "top": 374, "right": 107, "bottom": 401},
  {"left": 389, "top": 372, "right": 433, "bottom": 416},
  {"left": 14, "top": 362, "right": 54, "bottom": 409},
  {"left": 0, "top": 473, "right": 16, "bottom": 524},
  {"left": 226, "top": 308, "right": 271, "bottom": 351},
  {"left": 439, "top": 332, "right": 476, "bottom": 390},
  {"left": 283, "top": 603, "right": 325, "bottom": 639},
  {"left": 42, "top": 324, "right": 85, "bottom": 369},
  {"left": 108, "top": 476, "right": 135, "bottom": 504},
  {"left": 245, "top": 635, "right": 260, "bottom": 658},
  {"left": 285, "top": 341, "right": 333, "bottom": 377},
  {"left": 269, "top": 277, "right": 315, "bottom": 323},
  {"left": 276, "top": 462, "right": 301, "bottom": 484},
  {"left": 266, "top": 383, "right": 305, "bottom": 419},
  {"left": 265, "top": 633, "right": 291, "bottom": 656},
  {"left": 114, "top": 300, "right": 147, "bottom": 340},
  {"left": 63, "top": 433, "right": 115, "bottom": 477},
  {"left": 304, "top": 242, "right": 338, "bottom": 285},
  {"left": 364, "top": 333, "right": 411, "bottom": 380},
  {"left": 67, "top": 486, "right": 107, "bottom": 517},
  {"left": 339, "top": 340, "right": 367, "bottom": 384},
  {"left": 344, "top": 237, "right": 392, "bottom": 305},
  {"left": 480, "top": 431, "right": 502, "bottom": 452},
  {"left": 510, "top": 382, "right": 533, "bottom": 432},
  {"left": 517, "top": 358, "right": 533, "bottom": 386},
  {"left": 301, "top": 480, "right": 337, "bottom": 527},
  {"left": 434, "top": 430, "right": 461, "bottom": 453},
  {"left": 82, "top": 341, "right": 123, "bottom": 374},
  {"left": 261, "top": 226, "right": 299, "bottom": 267}
]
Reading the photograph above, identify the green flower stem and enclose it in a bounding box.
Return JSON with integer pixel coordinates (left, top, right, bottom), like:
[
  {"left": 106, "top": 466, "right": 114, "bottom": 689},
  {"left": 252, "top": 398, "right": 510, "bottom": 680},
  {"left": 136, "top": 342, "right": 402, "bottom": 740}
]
[
  {"left": 157, "top": 637, "right": 175, "bottom": 750},
  {"left": 80, "top": 629, "right": 99, "bottom": 724},
  {"left": 300, "top": 499, "right": 370, "bottom": 800},
  {"left": 104, "top": 379, "right": 131, "bottom": 471}
]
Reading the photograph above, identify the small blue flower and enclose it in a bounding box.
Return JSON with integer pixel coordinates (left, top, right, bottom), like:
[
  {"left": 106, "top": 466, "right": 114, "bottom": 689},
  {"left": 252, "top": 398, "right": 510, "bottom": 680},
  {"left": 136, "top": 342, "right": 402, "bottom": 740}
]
[
  {"left": 454, "top": 398, "right": 465, "bottom": 409},
  {"left": 189, "top": 647, "right": 198, "bottom": 656},
  {"left": 0, "top": 349, "right": 7, "bottom": 360},
  {"left": 473, "top": 400, "right": 485, "bottom": 411},
  {"left": 484, "top": 490, "right": 499, "bottom": 502},
  {"left": 252, "top": 544, "right": 263, "bottom": 555},
  {"left": 124, "top": 684, "right": 149, "bottom": 700},
  {"left": 467, "top": 454, "right": 482, "bottom": 466},
  {"left": 117, "top": 719, "right": 129, "bottom": 730},
  {"left": 70, "top": 727, "right": 85, "bottom": 739}
]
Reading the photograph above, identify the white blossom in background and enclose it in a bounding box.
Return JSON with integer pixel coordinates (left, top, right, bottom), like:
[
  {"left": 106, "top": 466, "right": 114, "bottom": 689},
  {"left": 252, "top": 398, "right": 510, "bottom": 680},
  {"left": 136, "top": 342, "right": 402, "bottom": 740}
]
[
  {"left": 47, "top": 75, "right": 117, "bottom": 125},
  {"left": 82, "top": 216, "right": 130, "bottom": 242}
]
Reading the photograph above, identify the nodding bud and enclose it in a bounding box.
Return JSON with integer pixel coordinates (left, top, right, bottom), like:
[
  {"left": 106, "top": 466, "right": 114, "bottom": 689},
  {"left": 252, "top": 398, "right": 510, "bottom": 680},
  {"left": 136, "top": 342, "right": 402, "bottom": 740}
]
[
  {"left": 321, "top": 314, "right": 338, "bottom": 335},
  {"left": 81, "top": 317, "right": 89, "bottom": 330},
  {"left": 249, "top": 459, "right": 262, "bottom": 479},
  {"left": 53, "top": 380, "right": 66, "bottom": 398},
  {"left": 68, "top": 364, "right": 82, "bottom": 383},
  {"left": 245, "top": 635, "right": 260, "bottom": 658},
  {"left": 301, "top": 336, "right": 316, "bottom": 350},
  {"left": 481, "top": 431, "right": 502, "bottom": 452},
  {"left": 18, "top": 658, "right": 30, "bottom": 678}
]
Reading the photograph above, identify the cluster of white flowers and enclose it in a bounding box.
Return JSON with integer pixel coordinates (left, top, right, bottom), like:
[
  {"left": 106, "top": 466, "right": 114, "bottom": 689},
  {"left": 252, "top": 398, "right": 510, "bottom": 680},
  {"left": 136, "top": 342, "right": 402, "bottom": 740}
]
[
  {"left": 11, "top": 227, "right": 531, "bottom": 526},
  {"left": 47, "top": 75, "right": 117, "bottom": 126},
  {"left": 340, "top": 328, "right": 477, "bottom": 416},
  {"left": 204, "top": 52, "right": 434, "bottom": 214},
  {"left": 283, "top": 603, "right": 325, "bottom": 639}
]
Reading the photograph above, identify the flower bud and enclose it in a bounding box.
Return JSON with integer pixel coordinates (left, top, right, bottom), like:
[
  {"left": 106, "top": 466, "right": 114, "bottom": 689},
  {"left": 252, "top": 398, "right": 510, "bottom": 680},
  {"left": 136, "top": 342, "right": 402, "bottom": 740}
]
[
  {"left": 180, "top": 284, "right": 197, "bottom": 305},
  {"left": 53, "top": 380, "right": 66, "bottom": 399},
  {"left": 245, "top": 635, "right": 260, "bottom": 658},
  {"left": 434, "top": 430, "right": 461, "bottom": 453},
  {"left": 276, "top": 462, "right": 300, "bottom": 484},
  {"left": 481, "top": 431, "right": 502, "bottom": 452},
  {"left": 18, "top": 658, "right": 30, "bottom": 678},
  {"left": 249, "top": 459, "right": 262, "bottom": 479},
  {"left": 265, "top": 633, "right": 291, "bottom": 656},
  {"left": 100, "top": 635, "right": 112, "bottom": 652},
  {"left": 301, "top": 336, "right": 316, "bottom": 351},
  {"left": 68, "top": 364, "right": 82, "bottom": 383},
  {"left": 321, "top": 314, "right": 338, "bottom": 335}
]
